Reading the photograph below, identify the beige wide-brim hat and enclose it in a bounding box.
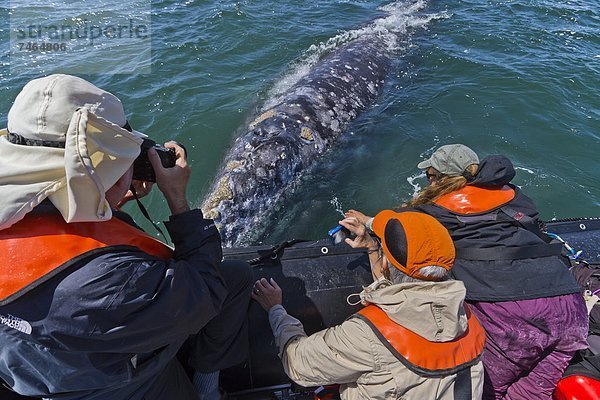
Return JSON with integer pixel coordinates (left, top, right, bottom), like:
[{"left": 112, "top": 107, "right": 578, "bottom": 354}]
[{"left": 0, "top": 74, "right": 146, "bottom": 231}]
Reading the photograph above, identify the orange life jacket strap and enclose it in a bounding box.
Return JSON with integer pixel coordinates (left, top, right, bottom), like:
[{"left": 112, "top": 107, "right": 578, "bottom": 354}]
[
  {"left": 434, "top": 185, "right": 516, "bottom": 214},
  {"left": 0, "top": 212, "right": 173, "bottom": 305},
  {"left": 355, "top": 304, "right": 485, "bottom": 377}
]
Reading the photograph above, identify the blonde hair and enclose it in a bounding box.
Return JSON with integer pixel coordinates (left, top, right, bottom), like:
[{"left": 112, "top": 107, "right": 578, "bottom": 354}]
[{"left": 408, "top": 164, "right": 479, "bottom": 206}]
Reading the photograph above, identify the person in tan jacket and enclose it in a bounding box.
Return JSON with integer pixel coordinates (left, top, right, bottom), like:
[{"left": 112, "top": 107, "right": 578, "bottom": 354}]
[{"left": 252, "top": 210, "right": 485, "bottom": 400}]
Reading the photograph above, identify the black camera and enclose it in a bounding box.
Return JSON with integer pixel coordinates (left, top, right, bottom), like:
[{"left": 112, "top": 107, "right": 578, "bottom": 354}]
[{"left": 132, "top": 139, "right": 177, "bottom": 182}]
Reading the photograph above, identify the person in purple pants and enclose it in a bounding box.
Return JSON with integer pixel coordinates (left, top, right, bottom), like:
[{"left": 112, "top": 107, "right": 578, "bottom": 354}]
[{"left": 348, "top": 144, "right": 588, "bottom": 399}]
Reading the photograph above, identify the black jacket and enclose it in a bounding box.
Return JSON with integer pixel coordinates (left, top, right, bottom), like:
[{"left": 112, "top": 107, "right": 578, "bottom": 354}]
[
  {"left": 0, "top": 204, "right": 227, "bottom": 399},
  {"left": 416, "top": 155, "right": 581, "bottom": 302}
]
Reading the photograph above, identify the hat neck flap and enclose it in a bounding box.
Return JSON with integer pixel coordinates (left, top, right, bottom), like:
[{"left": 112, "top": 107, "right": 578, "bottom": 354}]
[{"left": 0, "top": 108, "right": 143, "bottom": 231}]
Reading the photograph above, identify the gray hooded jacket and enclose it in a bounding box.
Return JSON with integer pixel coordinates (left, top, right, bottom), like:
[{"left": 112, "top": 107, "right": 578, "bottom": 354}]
[{"left": 268, "top": 280, "right": 484, "bottom": 400}]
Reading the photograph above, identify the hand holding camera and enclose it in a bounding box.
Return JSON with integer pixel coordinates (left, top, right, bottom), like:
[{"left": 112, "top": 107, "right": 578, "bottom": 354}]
[
  {"left": 148, "top": 141, "right": 191, "bottom": 216},
  {"left": 132, "top": 139, "right": 177, "bottom": 182},
  {"left": 116, "top": 180, "right": 154, "bottom": 210}
]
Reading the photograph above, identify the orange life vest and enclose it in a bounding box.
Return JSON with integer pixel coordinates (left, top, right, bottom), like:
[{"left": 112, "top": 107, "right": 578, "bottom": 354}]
[
  {"left": 434, "top": 185, "right": 516, "bottom": 214},
  {"left": 0, "top": 212, "right": 173, "bottom": 306},
  {"left": 356, "top": 304, "right": 485, "bottom": 377}
]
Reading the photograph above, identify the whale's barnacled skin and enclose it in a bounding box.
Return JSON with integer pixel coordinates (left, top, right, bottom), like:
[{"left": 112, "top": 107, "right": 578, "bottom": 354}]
[{"left": 202, "top": 37, "right": 391, "bottom": 246}]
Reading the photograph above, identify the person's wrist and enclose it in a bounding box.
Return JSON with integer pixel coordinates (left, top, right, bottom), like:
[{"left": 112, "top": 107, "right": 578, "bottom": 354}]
[
  {"left": 366, "top": 237, "right": 379, "bottom": 252},
  {"left": 166, "top": 194, "right": 190, "bottom": 215}
]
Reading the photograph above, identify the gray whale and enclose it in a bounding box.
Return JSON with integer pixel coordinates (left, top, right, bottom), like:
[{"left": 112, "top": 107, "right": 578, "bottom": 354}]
[{"left": 202, "top": 36, "right": 392, "bottom": 246}]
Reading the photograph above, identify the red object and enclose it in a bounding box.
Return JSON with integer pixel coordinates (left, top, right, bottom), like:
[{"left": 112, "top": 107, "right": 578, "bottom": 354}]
[
  {"left": 314, "top": 385, "right": 340, "bottom": 400},
  {"left": 554, "top": 375, "right": 600, "bottom": 400}
]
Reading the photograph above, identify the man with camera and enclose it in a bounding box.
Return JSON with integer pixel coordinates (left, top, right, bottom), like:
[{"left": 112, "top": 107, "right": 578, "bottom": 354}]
[{"left": 0, "top": 74, "right": 251, "bottom": 400}]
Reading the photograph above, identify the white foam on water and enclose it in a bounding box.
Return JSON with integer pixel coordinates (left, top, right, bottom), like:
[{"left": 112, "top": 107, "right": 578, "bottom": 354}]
[
  {"left": 262, "top": 0, "right": 449, "bottom": 110},
  {"left": 515, "top": 166, "right": 535, "bottom": 174},
  {"left": 406, "top": 171, "right": 426, "bottom": 199},
  {"left": 418, "top": 135, "right": 440, "bottom": 159},
  {"left": 330, "top": 196, "right": 346, "bottom": 217},
  {"left": 515, "top": 166, "right": 550, "bottom": 180}
]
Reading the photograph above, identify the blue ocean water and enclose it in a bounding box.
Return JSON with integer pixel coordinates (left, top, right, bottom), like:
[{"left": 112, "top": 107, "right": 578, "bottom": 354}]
[{"left": 0, "top": 0, "right": 598, "bottom": 245}]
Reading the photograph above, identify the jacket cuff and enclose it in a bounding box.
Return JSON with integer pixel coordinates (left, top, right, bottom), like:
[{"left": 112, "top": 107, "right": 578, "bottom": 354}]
[
  {"left": 365, "top": 217, "right": 374, "bottom": 232},
  {"left": 268, "top": 305, "right": 307, "bottom": 358},
  {"left": 164, "top": 209, "right": 220, "bottom": 255}
]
